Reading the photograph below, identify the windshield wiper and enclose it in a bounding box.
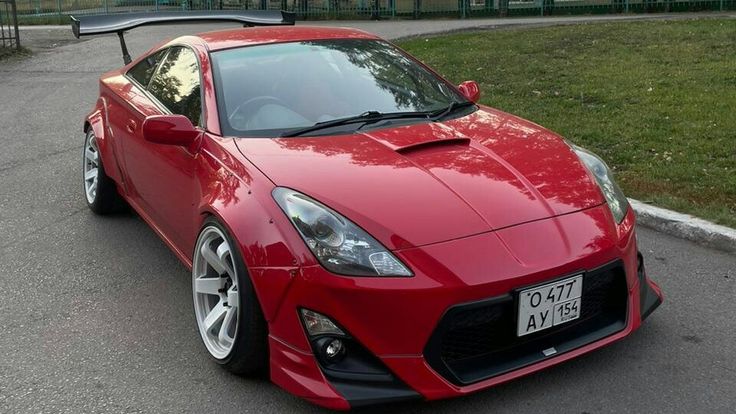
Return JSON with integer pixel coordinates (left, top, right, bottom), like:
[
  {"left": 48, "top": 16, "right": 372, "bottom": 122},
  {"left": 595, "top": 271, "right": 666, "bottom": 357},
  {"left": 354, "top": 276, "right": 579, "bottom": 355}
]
[
  {"left": 280, "top": 110, "right": 432, "bottom": 137},
  {"left": 430, "top": 100, "right": 476, "bottom": 121}
]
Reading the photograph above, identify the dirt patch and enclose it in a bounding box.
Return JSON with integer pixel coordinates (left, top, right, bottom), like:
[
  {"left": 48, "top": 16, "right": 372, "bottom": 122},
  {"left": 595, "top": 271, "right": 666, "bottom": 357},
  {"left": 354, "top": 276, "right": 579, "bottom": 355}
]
[{"left": 16, "top": 26, "right": 82, "bottom": 53}]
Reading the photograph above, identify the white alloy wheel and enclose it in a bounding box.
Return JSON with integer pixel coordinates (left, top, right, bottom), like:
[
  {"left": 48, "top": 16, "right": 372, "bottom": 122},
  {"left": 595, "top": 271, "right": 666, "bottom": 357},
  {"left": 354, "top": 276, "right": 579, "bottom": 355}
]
[
  {"left": 83, "top": 132, "right": 99, "bottom": 204},
  {"left": 193, "top": 226, "right": 241, "bottom": 360}
]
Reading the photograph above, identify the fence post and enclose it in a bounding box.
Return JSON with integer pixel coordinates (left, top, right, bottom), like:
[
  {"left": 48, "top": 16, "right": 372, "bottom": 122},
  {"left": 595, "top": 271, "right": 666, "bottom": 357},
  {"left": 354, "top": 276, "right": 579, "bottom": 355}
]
[
  {"left": 499, "top": 0, "right": 508, "bottom": 17},
  {"left": 104, "top": 0, "right": 109, "bottom": 13},
  {"left": 154, "top": 0, "right": 158, "bottom": 12},
  {"left": 413, "top": 0, "right": 421, "bottom": 19},
  {"left": 56, "top": 0, "right": 61, "bottom": 20},
  {"left": 624, "top": 0, "right": 628, "bottom": 12},
  {"left": 11, "top": 0, "right": 20, "bottom": 50}
]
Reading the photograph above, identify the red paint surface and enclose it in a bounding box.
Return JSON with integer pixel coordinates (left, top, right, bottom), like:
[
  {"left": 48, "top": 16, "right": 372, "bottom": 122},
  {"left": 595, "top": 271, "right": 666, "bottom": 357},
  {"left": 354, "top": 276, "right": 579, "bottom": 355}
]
[{"left": 85, "top": 26, "right": 662, "bottom": 409}]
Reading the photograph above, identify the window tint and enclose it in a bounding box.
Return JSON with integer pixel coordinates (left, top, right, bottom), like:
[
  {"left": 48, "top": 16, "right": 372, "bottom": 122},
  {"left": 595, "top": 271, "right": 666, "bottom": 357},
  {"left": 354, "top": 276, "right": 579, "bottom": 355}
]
[
  {"left": 127, "top": 49, "right": 167, "bottom": 87},
  {"left": 148, "top": 47, "right": 202, "bottom": 126},
  {"left": 211, "top": 39, "right": 466, "bottom": 137}
]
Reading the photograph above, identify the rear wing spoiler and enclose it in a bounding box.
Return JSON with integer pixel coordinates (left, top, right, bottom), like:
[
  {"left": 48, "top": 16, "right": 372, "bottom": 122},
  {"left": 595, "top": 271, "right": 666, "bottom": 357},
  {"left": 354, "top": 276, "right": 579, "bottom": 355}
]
[{"left": 70, "top": 10, "right": 296, "bottom": 64}]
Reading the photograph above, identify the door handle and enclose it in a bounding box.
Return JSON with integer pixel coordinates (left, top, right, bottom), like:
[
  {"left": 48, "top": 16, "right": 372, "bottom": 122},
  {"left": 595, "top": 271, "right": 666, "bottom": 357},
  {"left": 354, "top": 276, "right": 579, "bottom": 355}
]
[{"left": 126, "top": 119, "right": 137, "bottom": 133}]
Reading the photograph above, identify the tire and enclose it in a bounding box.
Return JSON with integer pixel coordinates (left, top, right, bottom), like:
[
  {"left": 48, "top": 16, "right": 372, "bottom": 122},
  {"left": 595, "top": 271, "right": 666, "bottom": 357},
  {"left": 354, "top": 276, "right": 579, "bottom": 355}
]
[
  {"left": 82, "top": 129, "right": 124, "bottom": 214},
  {"left": 192, "top": 217, "right": 268, "bottom": 375}
]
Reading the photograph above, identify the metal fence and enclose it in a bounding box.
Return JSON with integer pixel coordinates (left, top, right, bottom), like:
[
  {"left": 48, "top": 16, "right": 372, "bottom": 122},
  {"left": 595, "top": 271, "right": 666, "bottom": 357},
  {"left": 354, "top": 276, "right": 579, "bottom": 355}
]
[
  {"left": 13, "top": 0, "right": 736, "bottom": 22},
  {"left": 1, "top": 0, "right": 20, "bottom": 49}
]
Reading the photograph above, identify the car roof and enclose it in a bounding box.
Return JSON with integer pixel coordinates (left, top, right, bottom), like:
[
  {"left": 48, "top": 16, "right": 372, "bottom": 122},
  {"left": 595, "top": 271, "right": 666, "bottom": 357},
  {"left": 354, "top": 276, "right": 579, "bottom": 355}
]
[{"left": 194, "top": 25, "right": 382, "bottom": 51}]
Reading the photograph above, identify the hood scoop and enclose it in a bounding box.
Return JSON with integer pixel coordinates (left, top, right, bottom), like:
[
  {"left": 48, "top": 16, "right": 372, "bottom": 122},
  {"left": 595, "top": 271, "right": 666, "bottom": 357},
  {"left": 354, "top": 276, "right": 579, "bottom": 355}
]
[
  {"left": 363, "top": 121, "right": 472, "bottom": 154},
  {"left": 395, "top": 137, "right": 471, "bottom": 154}
]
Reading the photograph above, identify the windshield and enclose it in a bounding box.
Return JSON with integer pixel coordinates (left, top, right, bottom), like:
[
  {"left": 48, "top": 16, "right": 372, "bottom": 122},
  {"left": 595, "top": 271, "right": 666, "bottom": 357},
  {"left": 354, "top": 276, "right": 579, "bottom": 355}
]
[{"left": 211, "top": 39, "right": 468, "bottom": 137}]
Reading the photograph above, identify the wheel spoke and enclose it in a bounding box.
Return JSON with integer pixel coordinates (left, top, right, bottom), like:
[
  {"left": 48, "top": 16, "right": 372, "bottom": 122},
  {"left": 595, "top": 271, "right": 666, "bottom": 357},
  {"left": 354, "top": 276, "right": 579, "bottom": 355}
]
[
  {"left": 200, "top": 240, "right": 229, "bottom": 275},
  {"left": 194, "top": 277, "right": 225, "bottom": 295},
  {"left": 85, "top": 148, "right": 97, "bottom": 164},
  {"left": 85, "top": 168, "right": 97, "bottom": 181},
  {"left": 218, "top": 307, "right": 236, "bottom": 345},
  {"left": 216, "top": 241, "right": 234, "bottom": 276},
  {"left": 227, "top": 286, "right": 239, "bottom": 309},
  {"left": 203, "top": 301, "right": 227, "bottom": 333}
]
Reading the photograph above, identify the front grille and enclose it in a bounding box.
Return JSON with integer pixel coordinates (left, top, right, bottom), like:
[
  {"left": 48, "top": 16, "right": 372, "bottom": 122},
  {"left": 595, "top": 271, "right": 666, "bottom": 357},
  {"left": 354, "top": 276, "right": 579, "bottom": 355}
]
[{"left": 424, "top": 260, "right": 629, "bottom": 385}]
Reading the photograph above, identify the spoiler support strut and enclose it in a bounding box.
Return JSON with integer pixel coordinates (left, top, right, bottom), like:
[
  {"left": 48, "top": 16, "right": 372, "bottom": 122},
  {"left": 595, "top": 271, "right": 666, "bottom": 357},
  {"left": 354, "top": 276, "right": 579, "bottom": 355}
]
[
  {"left": 117, "top": 32, "right": 131, "bottom": 65},
  {"left": 70, "top": 11, "right": 296, "bottom": 65}
]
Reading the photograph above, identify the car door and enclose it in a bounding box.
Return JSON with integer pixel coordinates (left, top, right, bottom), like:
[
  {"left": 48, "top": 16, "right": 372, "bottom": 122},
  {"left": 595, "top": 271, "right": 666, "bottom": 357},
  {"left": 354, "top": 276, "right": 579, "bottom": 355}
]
[
  {"left": 120, "top": 46, "right": 203, "bottom": 253},
  {"left": 105, "top": 48, "right": 168, "bottom": 194}
]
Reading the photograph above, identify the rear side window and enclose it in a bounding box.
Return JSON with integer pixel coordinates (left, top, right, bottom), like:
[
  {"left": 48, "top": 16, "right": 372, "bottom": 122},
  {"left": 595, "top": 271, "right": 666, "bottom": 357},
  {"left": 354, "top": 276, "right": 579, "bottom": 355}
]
[
  {"left": 148, "top": 46, "right": 202, "bottom": 126},
  {"left": 127, "top": 49, "right": 167, "bottom": 87}
]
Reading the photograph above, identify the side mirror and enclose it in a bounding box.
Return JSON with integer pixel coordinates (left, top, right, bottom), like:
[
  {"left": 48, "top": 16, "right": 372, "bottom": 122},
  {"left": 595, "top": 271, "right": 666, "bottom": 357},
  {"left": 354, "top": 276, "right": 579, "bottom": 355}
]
[
  {"left": 458, "top": 80, "right": 481, "bottom": 103},
  {"left": 142, "top": 115, "right": 200, "bottom": 146}
]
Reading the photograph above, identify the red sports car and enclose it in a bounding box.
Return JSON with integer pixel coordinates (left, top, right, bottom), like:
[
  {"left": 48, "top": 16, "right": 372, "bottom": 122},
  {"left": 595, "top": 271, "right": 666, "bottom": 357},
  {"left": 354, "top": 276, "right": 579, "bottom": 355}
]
[{"left": 73, "top": 11, "right": 662, "bottom": 410}]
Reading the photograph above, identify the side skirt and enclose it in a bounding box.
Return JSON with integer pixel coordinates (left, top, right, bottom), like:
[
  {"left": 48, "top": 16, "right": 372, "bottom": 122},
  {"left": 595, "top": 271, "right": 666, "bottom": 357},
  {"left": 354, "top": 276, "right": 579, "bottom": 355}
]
[{"left": 120, "top": 191, "right": 193, "bottom": 270}]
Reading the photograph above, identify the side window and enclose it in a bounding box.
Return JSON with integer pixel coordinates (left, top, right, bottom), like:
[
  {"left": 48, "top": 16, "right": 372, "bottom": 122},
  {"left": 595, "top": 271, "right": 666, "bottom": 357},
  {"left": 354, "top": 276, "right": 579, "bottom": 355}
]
[
  {"left": 148, "top": 47, "right": 202, "bottom": 126},
  {"left": 127, "top": 49, "right": 167, "bottom": 87}
]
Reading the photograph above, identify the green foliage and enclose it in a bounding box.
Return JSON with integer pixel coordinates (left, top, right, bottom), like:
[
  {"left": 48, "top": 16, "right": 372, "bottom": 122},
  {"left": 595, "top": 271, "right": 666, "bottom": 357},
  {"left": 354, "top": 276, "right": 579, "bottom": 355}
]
[{"left": 398, "top": 18, "right": 736, "bottom": 228}]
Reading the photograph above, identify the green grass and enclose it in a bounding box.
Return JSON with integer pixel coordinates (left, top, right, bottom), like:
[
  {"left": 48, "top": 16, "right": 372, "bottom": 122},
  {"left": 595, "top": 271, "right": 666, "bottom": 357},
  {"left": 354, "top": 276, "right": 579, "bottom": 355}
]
[{"left": 398, "top": 18, "right": 736, "bottom": 228}]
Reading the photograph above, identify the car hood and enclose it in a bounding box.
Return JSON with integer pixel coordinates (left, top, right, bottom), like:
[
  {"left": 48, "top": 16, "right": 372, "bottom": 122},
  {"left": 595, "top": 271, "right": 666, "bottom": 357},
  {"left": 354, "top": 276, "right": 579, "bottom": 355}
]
[{"left": 234, "top": 107, "right": 605, "bottom": 250}]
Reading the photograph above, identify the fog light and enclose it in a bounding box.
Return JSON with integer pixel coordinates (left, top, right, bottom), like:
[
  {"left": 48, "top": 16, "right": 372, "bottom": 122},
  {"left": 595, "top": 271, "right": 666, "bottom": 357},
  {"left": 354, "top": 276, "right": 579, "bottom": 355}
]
[{"left": 323, "top": 338, "right": 345, "bottom": 361}]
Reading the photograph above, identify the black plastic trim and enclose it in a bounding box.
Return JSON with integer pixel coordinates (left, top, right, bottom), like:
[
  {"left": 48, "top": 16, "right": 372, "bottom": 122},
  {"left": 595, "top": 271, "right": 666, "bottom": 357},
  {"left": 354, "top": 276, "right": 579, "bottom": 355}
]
[
  {"left": 329, "top": 379, "right": 422, "bottom": 408},
  {"left": 640, "top": 282, "right": 662, "bottom": 321},
  {"left": 424, "top": 259, "right": 629, "bottom": 385},
  {"left": 319, "top": 337, "right": 422, "bottom": 407},
  {"left": 298, "top": 309, "right": 421, "bottom": 408},
  {"left": 638, "top": 253, "right": 662, "bottom": 321},
  {"left": 423, "top": 294, "right": 513, "bottom": 383}
]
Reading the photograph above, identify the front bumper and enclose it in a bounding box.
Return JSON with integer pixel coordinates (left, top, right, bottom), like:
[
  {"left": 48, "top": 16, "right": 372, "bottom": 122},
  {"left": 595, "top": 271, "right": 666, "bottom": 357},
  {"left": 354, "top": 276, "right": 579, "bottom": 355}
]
[{"left": 259, "top": 205, "right": 663, "bottom": 409}]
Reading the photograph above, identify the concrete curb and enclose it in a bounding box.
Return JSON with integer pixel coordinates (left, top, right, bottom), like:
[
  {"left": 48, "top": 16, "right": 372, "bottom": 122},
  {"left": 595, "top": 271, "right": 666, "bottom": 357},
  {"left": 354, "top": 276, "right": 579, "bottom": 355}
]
[{"left": 630, "top": 199, "right": 736, "bottom": 254}]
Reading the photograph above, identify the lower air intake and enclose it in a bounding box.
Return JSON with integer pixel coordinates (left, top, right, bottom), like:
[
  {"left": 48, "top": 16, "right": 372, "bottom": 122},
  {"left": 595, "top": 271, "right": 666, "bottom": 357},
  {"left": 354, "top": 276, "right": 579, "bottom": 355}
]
[{"left": 424, "top": 260, "right": 629, "bottom": 385}]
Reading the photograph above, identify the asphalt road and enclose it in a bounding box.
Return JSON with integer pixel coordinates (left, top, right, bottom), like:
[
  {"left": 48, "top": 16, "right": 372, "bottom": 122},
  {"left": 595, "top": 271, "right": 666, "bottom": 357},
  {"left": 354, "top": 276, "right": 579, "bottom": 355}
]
[{"left": 1, "top": 16, "right": 735, "bottom": 414}]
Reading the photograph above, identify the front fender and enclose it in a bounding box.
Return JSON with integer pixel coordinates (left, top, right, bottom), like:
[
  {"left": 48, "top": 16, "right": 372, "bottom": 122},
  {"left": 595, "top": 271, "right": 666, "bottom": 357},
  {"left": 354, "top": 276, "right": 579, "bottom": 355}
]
[{"left": 194, "top": 136, "right": 303, "bottom": 331}]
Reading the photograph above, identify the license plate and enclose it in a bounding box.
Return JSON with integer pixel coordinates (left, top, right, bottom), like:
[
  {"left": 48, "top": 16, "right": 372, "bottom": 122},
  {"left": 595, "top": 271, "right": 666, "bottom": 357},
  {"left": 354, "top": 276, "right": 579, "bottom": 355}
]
[{"left": 517, "top": 275, "right": 583, "bottom": 337}]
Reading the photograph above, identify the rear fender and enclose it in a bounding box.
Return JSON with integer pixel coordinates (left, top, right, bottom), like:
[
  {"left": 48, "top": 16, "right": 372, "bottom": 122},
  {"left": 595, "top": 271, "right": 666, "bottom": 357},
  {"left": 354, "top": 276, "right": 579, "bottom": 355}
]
[{"left": 84, "top": 97, "right": 124, "bottom": 184}]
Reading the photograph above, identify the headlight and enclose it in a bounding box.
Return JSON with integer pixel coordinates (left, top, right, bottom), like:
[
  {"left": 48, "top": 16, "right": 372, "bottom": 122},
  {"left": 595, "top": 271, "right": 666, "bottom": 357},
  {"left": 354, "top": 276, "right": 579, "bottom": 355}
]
[
  {"left": 272, "top": 187, "right": 413, "bottom": 277},
  {"left": 572, "top": 145, "right": 629, "bottom": 223}
]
